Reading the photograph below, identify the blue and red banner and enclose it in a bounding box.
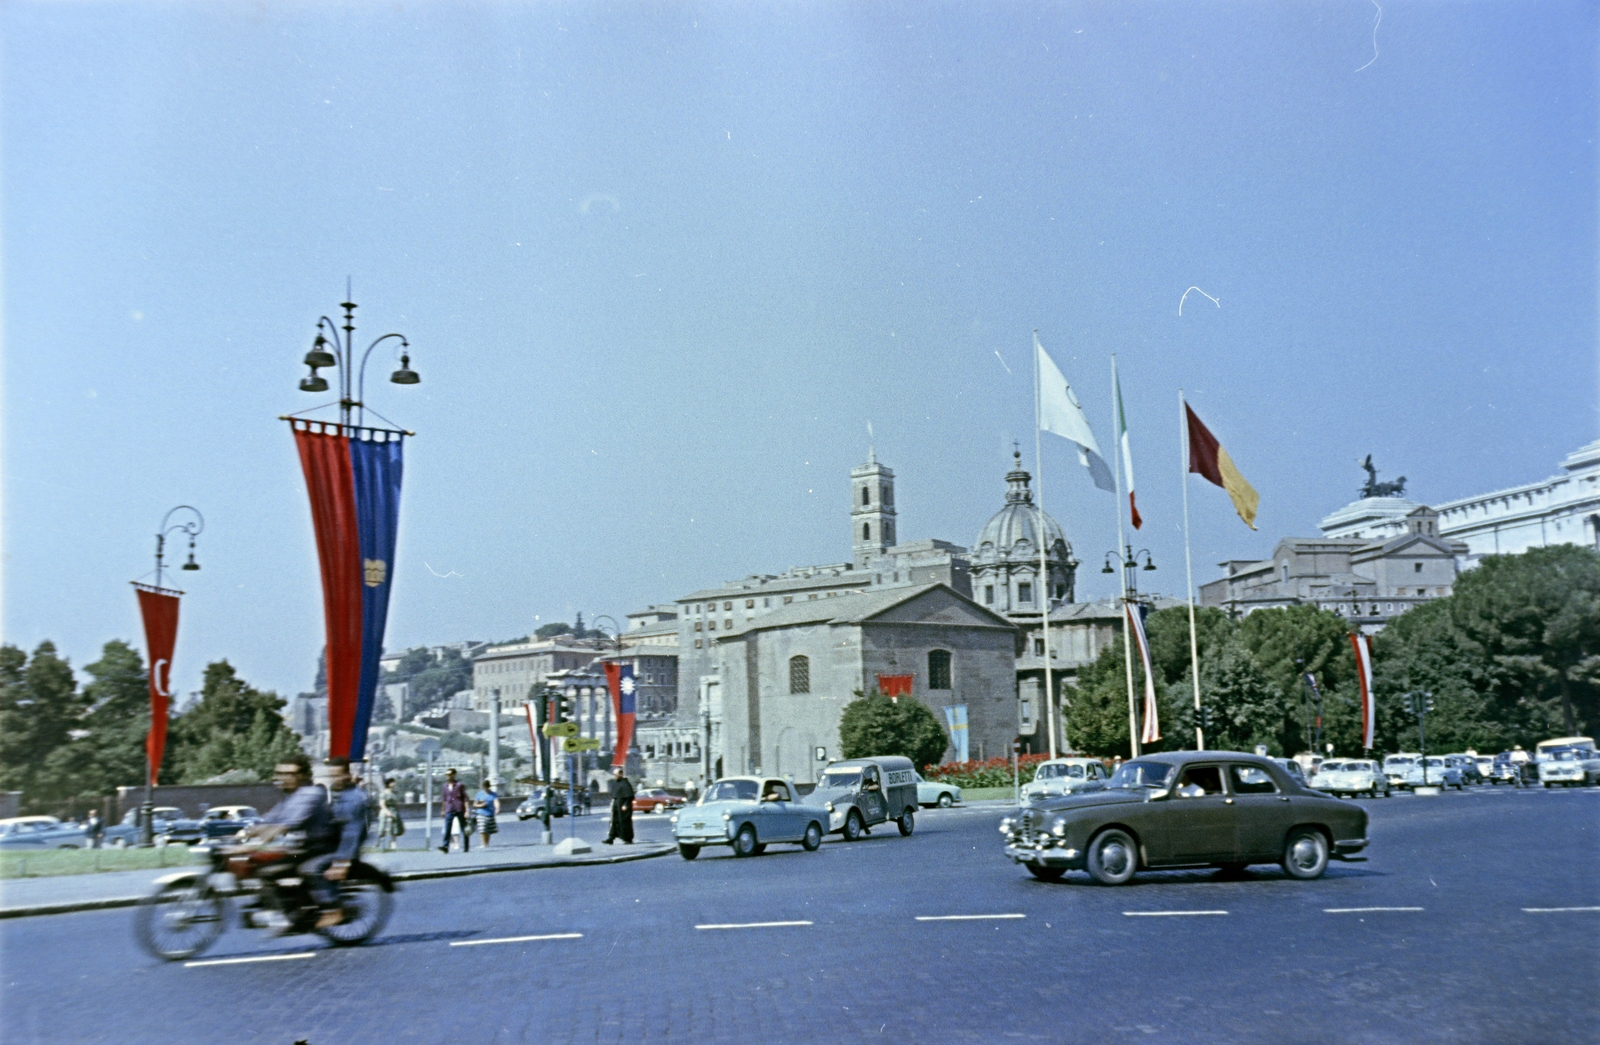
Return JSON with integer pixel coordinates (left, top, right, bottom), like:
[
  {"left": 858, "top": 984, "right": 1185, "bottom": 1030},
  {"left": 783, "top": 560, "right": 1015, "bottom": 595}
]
[
  {"left": 291, "top": 420, "right": 405, "bottom": 762},
  {"left": 602, "top": 662, "right": 637, "bottom": 768}
]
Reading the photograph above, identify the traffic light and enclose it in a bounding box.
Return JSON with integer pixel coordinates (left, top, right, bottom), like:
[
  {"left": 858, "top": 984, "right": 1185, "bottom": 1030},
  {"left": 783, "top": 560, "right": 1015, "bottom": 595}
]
[
  {"left": 551, "top": 689, "right": 576, "bottom": 724},
  {"left": 1424, "top": 695, "right": 1435, "bottom": 713},
  {"left": 1199, "top": 706, "right": 1214, "bottom": 733}
]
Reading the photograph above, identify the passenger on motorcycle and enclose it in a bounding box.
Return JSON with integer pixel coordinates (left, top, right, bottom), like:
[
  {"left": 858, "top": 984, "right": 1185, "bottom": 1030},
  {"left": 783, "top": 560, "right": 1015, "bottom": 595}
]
[
  {"left": 309, "top": 757, "right": 371, "bottom": 928},
  {"left": 242, "top": 753, "right": 339, "bottom": 932}
]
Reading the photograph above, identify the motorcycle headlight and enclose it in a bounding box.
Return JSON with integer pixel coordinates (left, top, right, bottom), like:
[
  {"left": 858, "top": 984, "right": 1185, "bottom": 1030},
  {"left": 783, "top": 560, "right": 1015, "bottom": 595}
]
[{"left": 1051, "top": 817, "right": 1067, "bottom": 838}]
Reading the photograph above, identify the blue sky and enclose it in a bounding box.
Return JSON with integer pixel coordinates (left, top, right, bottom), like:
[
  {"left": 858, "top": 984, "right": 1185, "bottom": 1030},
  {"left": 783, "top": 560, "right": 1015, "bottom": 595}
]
[{"left": 4, "top": 1, "right": 1595, "bottom": 702}]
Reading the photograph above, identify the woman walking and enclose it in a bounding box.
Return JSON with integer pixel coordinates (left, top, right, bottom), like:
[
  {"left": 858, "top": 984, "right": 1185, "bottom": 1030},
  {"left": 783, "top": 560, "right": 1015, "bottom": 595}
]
[
  {"left": 473, "top": 780, "right": 499, "bottom": 848},
  {"left": 376, "top": 778, "right": 404, "bottom": 851}
]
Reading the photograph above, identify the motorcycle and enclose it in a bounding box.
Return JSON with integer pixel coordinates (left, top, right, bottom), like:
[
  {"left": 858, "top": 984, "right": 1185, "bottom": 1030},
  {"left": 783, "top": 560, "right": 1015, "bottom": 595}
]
[{"left": 134, "top": 842, "right": 396, "bottom": 961}]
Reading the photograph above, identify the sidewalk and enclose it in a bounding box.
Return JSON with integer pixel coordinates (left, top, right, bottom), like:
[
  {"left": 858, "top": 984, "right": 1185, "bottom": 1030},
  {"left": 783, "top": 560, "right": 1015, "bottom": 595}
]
[{"left": 0, "top": 840, "right": 673, "bottom": 920}]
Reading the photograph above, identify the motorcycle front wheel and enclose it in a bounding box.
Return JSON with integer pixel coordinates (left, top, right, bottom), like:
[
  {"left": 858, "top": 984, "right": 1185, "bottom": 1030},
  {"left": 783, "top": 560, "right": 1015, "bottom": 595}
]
[
  {"left": 134, "top": 876, "right": 226, "bottom": 961},
  {"left": 317, "top": 881, "right": 393, "bottom": 946}
]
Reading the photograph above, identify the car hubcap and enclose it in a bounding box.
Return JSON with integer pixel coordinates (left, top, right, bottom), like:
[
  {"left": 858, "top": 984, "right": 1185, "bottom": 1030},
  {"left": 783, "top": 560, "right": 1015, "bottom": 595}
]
[
  {"left": 1291, "top": 838, "right": 1320, "bottom": 869},
  {"left": 1101, "top": 841, "right": 1129, "bottom": 876}
]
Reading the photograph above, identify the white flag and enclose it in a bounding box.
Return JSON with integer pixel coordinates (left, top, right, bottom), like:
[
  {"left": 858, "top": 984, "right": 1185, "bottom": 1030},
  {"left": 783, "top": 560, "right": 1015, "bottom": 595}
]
[{"left": 1035, "top": 334, "right": 1115, "bottom": 492}]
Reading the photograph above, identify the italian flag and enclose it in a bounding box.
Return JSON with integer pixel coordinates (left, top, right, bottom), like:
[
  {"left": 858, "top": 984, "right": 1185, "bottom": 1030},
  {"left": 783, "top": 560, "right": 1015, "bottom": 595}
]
[{"left": 1114, "top": 366, "right": 1141, "bottom": 528}]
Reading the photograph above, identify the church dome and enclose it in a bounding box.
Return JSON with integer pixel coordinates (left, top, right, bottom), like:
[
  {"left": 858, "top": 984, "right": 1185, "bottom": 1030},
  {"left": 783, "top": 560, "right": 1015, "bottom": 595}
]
[{"left": 973, "top": 453, "right": 1069, "bottom": 565}]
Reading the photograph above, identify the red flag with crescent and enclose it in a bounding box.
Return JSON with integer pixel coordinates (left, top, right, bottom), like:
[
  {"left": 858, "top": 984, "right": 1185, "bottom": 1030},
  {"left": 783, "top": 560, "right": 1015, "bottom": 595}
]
[{"left": 133, "top": 583, "right": 180, "bottom": 787}]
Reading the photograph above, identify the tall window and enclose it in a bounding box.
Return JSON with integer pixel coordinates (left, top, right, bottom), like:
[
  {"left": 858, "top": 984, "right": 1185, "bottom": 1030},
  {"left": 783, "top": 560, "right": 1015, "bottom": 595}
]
[
  {"left": 789, "top": 655, "right": 811, "bottom": 694},
  {"left": 862, "top": 487, "right": 871, "bottom": 506},
  {"left": 863, "top": 523, "right": 871, "bottom": 541},
  {"left": 984, "top": 584, "right": 995, "bottom": 604},
  {"left": 1018, "top": 582, "right": 1033, "bottom": 604},
  {"left": 928, "top": 649, "right": 951, "bottom": 690}
]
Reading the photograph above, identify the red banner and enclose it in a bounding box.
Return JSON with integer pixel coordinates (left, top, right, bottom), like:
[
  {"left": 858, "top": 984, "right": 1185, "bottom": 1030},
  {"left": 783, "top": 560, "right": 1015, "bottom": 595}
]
[
  {"left": 877, "top": 674, "right": 913, "bottom": 700},
  {"left": 293, "top": 426, "right": 364, "bottom": 758},
  {"left": 134, "top": 584, "right": 180, "bottom": 787}
]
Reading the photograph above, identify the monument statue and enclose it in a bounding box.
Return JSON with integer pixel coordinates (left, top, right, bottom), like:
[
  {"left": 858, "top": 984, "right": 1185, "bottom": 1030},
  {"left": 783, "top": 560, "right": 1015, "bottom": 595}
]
[{"left": 1358, "top": 455, "right": 1407, "bottom": 498}]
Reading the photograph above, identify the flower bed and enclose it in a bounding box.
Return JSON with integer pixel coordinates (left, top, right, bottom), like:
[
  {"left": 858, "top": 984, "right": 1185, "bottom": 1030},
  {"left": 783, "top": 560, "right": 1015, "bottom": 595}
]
[{"left": 925, "top": 754, "right": 1051, "bottom": 790}]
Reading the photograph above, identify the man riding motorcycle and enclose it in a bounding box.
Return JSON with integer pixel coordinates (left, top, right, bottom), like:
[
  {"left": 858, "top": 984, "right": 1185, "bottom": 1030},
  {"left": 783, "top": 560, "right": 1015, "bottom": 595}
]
[
  {"left": 307, "top": 757, "right": 371, "bottom": 928},
  {"left": 243, "top": 753, "right": 340, "bottom": 932}
]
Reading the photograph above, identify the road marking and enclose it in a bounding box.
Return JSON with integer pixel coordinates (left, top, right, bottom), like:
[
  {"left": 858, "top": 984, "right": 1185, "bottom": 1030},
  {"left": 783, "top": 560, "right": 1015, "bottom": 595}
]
[
  {"left": 184, "top": 952, "right": 316, "bottom": 968},
  {"left": 1123, "top": 910, "right": 1228, "bottom": 917},
  {"left": 450, "top": 933, "right": 584, "bottom": 947},
  {"left": 1324, "top": 907, "right": 1423, "bottom": 913},
  {"left": 1522, "top": 906, "right": 1600, "bottom": 913},
  {"left": 695, "top": 920, "right": 813, "bottom": 930},
  {"left": 915, "top": 913, "right": 1026, "bottom": 922}
]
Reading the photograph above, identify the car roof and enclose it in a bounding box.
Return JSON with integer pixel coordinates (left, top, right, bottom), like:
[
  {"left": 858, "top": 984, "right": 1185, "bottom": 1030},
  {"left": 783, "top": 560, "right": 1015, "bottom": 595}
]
[
  {"left": 0, "top": 816, "right": 59, "bottom": 826},
  {"left": 1037, "top": 757, "right": 1102, "bottom": 765}
]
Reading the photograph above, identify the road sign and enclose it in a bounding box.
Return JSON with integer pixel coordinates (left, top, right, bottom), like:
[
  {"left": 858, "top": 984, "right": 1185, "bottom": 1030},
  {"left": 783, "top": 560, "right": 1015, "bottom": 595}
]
[
  {"left": 542, "top": 722, "right": 579, "bottom": 738},
  {"left": 563, "top": 736, "right": 601, "bottom": 753}
]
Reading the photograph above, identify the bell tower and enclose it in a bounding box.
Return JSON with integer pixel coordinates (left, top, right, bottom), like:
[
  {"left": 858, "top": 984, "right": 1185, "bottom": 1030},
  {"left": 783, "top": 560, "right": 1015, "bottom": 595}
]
[{"left": 851, "top": 449, "right": 895, "bottom": 567}]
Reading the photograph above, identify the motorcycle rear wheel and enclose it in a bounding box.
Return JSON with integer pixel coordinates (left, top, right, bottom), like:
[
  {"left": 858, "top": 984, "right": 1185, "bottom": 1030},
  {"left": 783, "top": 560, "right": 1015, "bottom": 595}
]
[
  {"left": 316, "top": 881, "right": 393, "bottom": 946},
  {"left": 134, "top": 876, "right": 226, "bottom": 961}
]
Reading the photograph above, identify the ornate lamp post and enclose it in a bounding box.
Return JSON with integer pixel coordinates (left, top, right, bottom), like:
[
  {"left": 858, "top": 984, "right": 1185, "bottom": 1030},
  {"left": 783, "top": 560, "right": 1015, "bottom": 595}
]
[
  {"left": 1102, "top": 545, "right": 1156, "bottom": 598},
  {"left": 296, "top": 283, "right": 420, "bottom": 424},
  {"left": 139, "top": 506, "right": 203, "bottom": 847}
]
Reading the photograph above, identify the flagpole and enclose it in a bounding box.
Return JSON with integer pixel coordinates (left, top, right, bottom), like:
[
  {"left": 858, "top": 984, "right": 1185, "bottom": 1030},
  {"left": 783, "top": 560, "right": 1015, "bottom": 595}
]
[
  {"left": 1034, "top": 332, "right": 1059, "bottom": 759},
  {"left": 1180, "top": 390, "right": 1204, "bottom": 750},
  {"left": 1111, "top": 355, "right": 1139, "bottom": 758}
]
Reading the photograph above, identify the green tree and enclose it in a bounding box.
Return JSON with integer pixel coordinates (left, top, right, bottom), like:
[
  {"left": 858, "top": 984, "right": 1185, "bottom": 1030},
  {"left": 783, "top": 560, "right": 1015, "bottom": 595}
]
[
  {"left": 38, "top": 640, "right": 156, "bottom": 799},
  {"left": 1188, "top": 636, "right": 1282, "bottom": 754},
  {"left": 838, "top": 690, "right": 949, "bottom": 769},
  {"left": 167, "top": 661, "right": 304, "bottom": 783},
  {"left": 1062, "top": 639, "right": 1135, "bottom": 757},
  {"left": 405, "top": 648, "right": 472, "bottom": 719},
  {"left": 1236, "top": 605, "right": 1359, "bottom": 755},
  {"left": 0, "top": 642, "right": 86, "bottom": 806}
]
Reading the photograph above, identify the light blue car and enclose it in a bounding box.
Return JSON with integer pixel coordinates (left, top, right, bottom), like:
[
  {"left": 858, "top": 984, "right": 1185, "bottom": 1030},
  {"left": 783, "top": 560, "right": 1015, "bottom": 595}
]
[
  {"left": 0, "top": 816, "right": 91, "bottom": 850},
  {"left": 670, "top": 776, "right": 827, "bottom": 860}
]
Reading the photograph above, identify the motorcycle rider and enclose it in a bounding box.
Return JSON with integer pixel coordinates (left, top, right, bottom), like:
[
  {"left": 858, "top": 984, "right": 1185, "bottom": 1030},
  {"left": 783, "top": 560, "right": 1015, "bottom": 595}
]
[
  {"left": 243, "top": 753, "right": 337, "bottom": 932},
  {"left": 311, "top": 757, "right": 371, "bottom": 928}
]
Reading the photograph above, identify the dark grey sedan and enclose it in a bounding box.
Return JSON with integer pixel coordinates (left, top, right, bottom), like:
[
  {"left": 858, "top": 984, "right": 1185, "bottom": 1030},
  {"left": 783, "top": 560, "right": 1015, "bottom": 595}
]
[{"left": 1000, "top": 752, "right": 1369, "bottom": 885}]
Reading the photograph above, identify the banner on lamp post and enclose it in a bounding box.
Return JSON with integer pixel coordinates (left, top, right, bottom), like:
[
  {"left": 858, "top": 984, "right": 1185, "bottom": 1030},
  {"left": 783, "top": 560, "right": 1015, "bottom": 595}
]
[
  {"left": 603, "top": 662, "right": 637, "bottom": 768},
  {"left": 132, "top": 583, "right": 181, "bottom": 787},
  {"left": 289, "top": 419, "right": 405, "bottom": 762}
]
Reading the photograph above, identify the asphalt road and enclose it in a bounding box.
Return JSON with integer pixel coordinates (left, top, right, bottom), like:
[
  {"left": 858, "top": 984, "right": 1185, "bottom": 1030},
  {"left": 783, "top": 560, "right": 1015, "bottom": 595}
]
[{"left": 3, "top": 787, "right": 1596, "bottom": 1045}]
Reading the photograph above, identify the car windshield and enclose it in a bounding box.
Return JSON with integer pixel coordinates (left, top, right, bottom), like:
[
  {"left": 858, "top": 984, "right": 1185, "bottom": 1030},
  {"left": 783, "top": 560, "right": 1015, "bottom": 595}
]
[
  {"left": 1348, "top": 762, "right": 1374, "bottom": 772},
  {"left": 1108, "top": 760, "right": 1175, "bottom": 789},
  {"left": 702, "top": 780, "right": 759, "bottom": 803},
  {"left": 1423, "top": 758, "right": 1445, "bottom": 767},
  {"left": 153, "top": 808, "right": 183, "bottom": 819},
  {"left": 1035, "top": 763, "right": 1085, "bottom": 780},
  {"left": 1386, "top": 757, "right": 1415, "bottom": 766},
  {"left": 819, "top": 771, "right": 861, "bottom": 789},
  {"left": 1551, "top": 750, "right": 1582, "bottom": 762},
  {"left": 1320, "top": 762, "right": 1346, "bottom": 772}
]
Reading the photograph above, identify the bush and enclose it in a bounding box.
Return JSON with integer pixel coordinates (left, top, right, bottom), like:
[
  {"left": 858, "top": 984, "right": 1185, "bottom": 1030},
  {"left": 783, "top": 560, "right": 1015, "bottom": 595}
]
[{"left": 926, "top": 754, "right": 1052, "bottom": 789}]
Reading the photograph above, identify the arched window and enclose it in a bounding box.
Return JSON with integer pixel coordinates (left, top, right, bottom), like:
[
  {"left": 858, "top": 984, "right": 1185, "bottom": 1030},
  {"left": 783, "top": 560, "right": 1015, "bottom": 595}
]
[
  {"left": 862, "top": 487, "right": 871, "bottom": 506},
  {"left": 789, "top": 655, "right": 811, "bottom": 694},
  {"left": 928, "top": 649, "right": 952, "bottom": 690},
  {"left": 863, "top": 523, "right": 871, "bottom": 542}
]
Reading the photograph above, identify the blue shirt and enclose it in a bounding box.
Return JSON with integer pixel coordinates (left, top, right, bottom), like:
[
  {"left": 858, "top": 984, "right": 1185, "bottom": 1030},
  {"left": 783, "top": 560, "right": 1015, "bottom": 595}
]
[
  {"left": 263, "top": 784, "right": 334, "bottom": 849},
  {"left": 331, "top": 786, "right": 370, "bottom": 861},
  {"left": 474, "top": 790, "right": 498, "bottom": 815}
]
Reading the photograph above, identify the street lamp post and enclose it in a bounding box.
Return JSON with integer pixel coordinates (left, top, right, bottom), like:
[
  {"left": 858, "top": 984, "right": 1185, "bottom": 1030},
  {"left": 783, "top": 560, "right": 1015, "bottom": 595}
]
[
  {"left": 589, "top": 615, "right": 623, "bottom": 765},
  {"left": 1102, "top": 545, "right": 1156, "bottom": 757},
  {"left": 489, "top": 687, "right": 500, "bottom": 791},
  {"left": 294, "top": 282, "right": 420, "bottom": 427},
  {"left": 140, "top": 506, "right": 203, "bottom": 847}
]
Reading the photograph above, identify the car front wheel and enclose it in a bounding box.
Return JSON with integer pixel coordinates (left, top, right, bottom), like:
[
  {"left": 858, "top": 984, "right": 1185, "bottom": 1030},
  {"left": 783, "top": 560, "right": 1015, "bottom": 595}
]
[
  {"left": 1086, "top": 829, "right": 1138, "bottom": 886},
  {"left": 732, "top": 824, "right": 759, "bottom": 858},
  {"left": 1281, "top": 829, "right": 1329, "bottom": 880},
  {"left": 937, "top": 793, "right": 953, "bottom": 808},
  {"left": 801, "top": 822, "right": 823, "bottom": 851},
  {"left": 842, "top": 811, "right": 864, "bottom": 842}
]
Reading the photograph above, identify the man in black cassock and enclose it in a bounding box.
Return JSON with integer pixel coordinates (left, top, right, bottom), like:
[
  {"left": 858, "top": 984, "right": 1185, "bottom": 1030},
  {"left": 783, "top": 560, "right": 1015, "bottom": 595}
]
[{"left": 604, "top": 766, "right": 635, "bottom": 845}]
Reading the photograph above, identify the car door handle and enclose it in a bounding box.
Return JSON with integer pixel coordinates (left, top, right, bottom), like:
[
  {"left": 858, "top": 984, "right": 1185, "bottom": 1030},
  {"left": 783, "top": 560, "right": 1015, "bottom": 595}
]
[
  {"left": 1223, "top": 798, "right": 1234, "bottom": 804},
  {"left": 1279, "top": 796, "right": 1290, "bottom": 802}
]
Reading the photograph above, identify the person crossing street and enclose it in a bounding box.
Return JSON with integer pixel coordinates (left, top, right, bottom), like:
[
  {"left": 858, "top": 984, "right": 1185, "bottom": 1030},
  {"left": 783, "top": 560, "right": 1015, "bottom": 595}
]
[
  {"left": 603, "top": 766, "right": 634, "bottom": 845},
  {"left": 439, "top": 768, "right": 470, "bottom": 853}
]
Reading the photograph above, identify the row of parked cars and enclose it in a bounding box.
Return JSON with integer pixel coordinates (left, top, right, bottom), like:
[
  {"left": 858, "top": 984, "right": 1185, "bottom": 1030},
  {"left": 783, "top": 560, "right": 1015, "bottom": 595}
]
[{"left": 0, "top": 805, "right": 263, "bottom": 850}]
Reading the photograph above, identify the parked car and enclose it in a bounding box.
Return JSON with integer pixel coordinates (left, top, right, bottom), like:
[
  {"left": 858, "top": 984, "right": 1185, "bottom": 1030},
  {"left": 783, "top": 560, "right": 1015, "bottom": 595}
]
[
  {"left": 1313, "top": 760, "right": 1391, "bottom": 798},
  {"left": 1382, "top": 753, "right": 1421, "bottom": 789},
  {"left": 0, "top": 816, "right": 91, "bottom": 850},
  {"left": 913, "top": 772, "right": 962, "bottom": 808},
  {"left": 1472, "top": 755, "right": 1496, "bottom": 782},
  {"left": 633, "top": 788, "right": 686, "bottom": 814},
  {"left": 516, "top": 787, "right": 569, "bottom": 819},
  {"left": 1398, "top": 757, "right": 1463, "bottom": 790},
  {"left": 806, "top": 757, "right": 919, "bottom": 840},
  {"left": 1489, "top": 755, "right": 1532, "bottom": 786},
  {"left": 1020, "top": 758, "right": 1110, "bottom": 801},
  {"left": 671, "top": 777, "right": 827, "bottom": 859},
  {"left": 1537, "top": 747, "right": 1600, "bottom": 788},
  {"left": 999, "top": 752, "right": 1368, "bottom": 884},
  {"left": 198, "top": 806, "right": 261, "bottom": 841},
  {"left": 1272, "top": 758, "right": 1309, "bottom": 785},
  {"left": 1443, "top": 755, "right": 1483, "bottom": 785},
  {"left": 100, "top": 806, "right": 204, "bottom": 847}
]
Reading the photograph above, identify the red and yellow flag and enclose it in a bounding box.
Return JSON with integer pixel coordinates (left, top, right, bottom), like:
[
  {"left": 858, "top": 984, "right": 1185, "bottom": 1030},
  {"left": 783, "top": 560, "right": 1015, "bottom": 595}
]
[{"left": 1185, "top": 405, "right": 1259, "bottom": 530}]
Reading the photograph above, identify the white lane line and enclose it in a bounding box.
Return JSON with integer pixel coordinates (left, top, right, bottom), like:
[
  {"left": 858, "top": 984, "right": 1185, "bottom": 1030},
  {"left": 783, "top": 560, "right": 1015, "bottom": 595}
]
[
  {"left": 1324, "top": 907, "right": 1423, "bottom": 913},
  {"left": 185, "top": 952, "right": 316, "bottom": 968},
  {"left": 1522, "top": 906, "right": 1600, "bottom": 913},
  {"left": 695, "top": 920, "right": 813, "bottom": 930},
  {"left": 450, "top": 933, "right": 584, "bottom": 947},
  {"left": 1123, "top": 910, "right": 1228, "bottom": 917},
  {"left": 915, "top": 913, "right": 1026, "bottom": 922}
]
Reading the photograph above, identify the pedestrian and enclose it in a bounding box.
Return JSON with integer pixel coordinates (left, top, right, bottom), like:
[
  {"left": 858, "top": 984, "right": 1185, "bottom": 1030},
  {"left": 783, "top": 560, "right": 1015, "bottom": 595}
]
[
  {"left": 439, "top": 768, "right": 470, "bottom": 853},
  {"left": 377, "top": 778, "right": 404, "bottom": 851},
  {"left": 85, "top": 809, "right": 103, "bottom": 849},
  {"left": 603, "top": 766, "right": 635, "bottom": 845},
  {"left": 684, "top": 777, "right": 699, "bottom": 804},
  {"left": 473, "top": 780, "right": 499, "bottom": 848},
  {"left": 583, "top": 782, "right": 594, "bottom": 816}
]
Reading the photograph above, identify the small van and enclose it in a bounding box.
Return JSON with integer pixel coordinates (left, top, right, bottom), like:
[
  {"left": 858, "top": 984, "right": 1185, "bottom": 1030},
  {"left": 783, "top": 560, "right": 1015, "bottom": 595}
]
[{"left": 807, "top": 756, "right": 918, "bottom": 840}]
